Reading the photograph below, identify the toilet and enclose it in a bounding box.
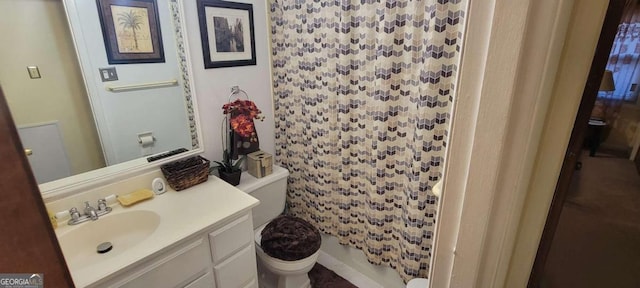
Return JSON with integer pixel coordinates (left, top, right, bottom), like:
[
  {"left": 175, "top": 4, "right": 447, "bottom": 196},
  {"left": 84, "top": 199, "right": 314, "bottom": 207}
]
[
  {"left": 406, "top": 278, "right": 429, "bottom": 288},
  {"left": 237, "top": 165, "right": 320, "bottom": 288}
]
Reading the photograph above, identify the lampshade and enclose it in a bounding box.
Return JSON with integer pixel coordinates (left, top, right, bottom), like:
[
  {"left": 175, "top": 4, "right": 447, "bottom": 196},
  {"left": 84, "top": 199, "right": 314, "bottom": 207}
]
[{"left": 599, "top": 70, "right": 615, "bottom": 91}]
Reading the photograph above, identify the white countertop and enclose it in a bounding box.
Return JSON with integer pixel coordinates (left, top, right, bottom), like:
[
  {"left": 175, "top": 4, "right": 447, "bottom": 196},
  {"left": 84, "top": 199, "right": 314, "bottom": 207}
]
[{"left": 53, "top": 175, "right": 259, "bottom": 287}]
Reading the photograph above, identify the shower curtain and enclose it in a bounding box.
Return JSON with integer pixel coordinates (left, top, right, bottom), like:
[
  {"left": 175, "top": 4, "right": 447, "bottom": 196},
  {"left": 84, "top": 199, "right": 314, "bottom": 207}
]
[
  {"left": 605, "top": 0, "right": 640, "bottom": 103},
  {"left": 269, "top": 0, "right": 467, "bottom": 281}
]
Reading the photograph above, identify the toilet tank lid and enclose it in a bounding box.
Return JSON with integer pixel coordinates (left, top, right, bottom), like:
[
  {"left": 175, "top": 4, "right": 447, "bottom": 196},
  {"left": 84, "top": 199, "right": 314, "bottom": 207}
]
[{"left": 235, "top": 165, "right": 289, "bottom": 194}]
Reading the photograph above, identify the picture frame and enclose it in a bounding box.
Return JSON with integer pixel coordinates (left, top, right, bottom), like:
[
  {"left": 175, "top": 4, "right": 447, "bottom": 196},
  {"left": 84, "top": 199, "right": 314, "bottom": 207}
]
[
  {"left": 96, "top": 0, "right": 165, "bottom": 64},
  {"left": 197, "top": 0, "right": 257, "bottom": 68}
]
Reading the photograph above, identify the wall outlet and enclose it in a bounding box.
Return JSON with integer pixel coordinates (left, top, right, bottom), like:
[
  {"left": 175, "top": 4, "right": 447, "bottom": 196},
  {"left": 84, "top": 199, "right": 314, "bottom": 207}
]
[{"left": 27, "top": 66, "right": 41, "bottom": 79}]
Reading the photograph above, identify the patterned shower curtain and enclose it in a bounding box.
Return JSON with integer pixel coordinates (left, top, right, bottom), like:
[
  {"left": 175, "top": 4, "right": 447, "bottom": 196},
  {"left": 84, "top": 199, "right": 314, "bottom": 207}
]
[{"left": 269, "top": 0, "right": 466, "bottom": 281}]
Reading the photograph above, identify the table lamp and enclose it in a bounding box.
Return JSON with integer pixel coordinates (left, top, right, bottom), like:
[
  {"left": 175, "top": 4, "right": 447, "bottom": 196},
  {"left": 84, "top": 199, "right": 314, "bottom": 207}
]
[{"left": 599, "top": 70, "right": 615, "bottom": 92}]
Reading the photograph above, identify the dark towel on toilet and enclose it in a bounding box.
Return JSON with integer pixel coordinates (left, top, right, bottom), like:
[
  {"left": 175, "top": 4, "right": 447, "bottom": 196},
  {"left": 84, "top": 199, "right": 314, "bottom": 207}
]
[{"left": 260, "top": 215, "right": 321, "bottom": 261}]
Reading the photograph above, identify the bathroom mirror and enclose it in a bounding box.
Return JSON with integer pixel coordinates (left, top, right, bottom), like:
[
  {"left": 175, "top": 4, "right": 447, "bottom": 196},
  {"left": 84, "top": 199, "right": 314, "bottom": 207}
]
[{"left": 0, "top": 0, "right": 202, "bottom": 197}]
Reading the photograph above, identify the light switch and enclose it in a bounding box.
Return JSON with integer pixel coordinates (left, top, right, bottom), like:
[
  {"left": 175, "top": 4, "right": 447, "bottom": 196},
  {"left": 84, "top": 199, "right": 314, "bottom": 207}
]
[
  {"left": 27, "top": 66, "right": 41, "bottom": 79},
  {"left": 99, "top": 67, "right": 118, "bottom": 82}
]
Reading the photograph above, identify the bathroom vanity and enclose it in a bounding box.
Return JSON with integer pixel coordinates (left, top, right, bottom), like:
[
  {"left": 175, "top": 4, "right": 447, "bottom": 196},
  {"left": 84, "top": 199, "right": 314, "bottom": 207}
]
[{"left": 48, "top": 171, "right": 259, "bottom": 288}]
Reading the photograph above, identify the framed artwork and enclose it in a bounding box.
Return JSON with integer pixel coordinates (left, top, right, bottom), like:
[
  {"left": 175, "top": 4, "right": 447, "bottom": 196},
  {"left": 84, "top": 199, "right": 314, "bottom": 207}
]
[
  {"left": 197, "top": 0, "right": 257, "bottom": 68},
  {"left": 96, "top": 0, "right": 165, "bottom": 64}
]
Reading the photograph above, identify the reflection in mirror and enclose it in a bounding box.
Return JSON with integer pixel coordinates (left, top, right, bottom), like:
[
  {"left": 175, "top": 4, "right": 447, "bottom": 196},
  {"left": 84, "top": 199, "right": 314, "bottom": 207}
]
[{"left": 0, "top": 0, "right": 199, "bottom": 187}]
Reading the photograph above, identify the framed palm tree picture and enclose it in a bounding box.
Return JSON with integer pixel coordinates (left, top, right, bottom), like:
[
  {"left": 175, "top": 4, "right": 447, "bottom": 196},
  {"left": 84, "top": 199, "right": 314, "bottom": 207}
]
[{"left": 96, "top": 0, "right": 165, "bottom": 64}]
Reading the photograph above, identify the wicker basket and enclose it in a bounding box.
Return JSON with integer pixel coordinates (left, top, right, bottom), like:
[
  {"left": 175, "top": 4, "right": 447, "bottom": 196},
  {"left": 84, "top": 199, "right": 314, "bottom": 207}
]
[{"left": 160, "top": 156, "right": 210, "bottom": 191}]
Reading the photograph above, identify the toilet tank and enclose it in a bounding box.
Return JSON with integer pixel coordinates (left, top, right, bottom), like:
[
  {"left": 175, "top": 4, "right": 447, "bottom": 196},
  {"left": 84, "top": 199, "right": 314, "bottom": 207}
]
[{"left": 235, "top": 165, "right": 289, "bottom": 228}]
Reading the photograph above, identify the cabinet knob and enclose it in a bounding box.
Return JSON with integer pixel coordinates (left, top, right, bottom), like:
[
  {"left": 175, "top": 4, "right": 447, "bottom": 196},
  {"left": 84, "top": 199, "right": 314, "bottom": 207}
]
[{"left": 24, "top": 148, "right": 33, "bottom": 156}]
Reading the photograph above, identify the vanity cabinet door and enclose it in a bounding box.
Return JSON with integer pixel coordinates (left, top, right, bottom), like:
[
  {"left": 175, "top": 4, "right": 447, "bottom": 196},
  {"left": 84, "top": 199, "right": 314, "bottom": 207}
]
[
  {"left": 114, "top": 238, "right": 211, "bottom": 288},
  {"left": 209, "top": 212, "right": 257, "bottom": 287}
]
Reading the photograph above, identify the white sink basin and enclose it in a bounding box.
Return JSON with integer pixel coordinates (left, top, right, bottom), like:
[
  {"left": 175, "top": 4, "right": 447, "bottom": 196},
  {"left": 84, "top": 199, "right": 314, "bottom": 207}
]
[{"left": 57, "top": 210, "right": 160, "bottom": 269}]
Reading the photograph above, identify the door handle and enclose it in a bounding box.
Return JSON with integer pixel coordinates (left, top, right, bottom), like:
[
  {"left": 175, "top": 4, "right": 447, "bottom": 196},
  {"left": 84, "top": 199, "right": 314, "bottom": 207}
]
[{"left": 24, "top": 148, "right": 33, "bottom": 156}]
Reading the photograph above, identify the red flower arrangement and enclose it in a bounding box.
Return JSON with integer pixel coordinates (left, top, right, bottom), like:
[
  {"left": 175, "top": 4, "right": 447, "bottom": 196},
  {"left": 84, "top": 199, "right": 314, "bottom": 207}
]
[
  {"left": 212, "top": 99, "right": 264, "bottom": 183},
  {"left": 222, "top": 99, "right": 264, "bottom": 138}
]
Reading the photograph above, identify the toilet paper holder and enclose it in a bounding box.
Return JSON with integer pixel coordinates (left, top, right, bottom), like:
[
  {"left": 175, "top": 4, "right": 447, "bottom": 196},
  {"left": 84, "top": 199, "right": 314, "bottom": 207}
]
[{"left": 137, "top": 132, "right": 156, "bottom": 146}]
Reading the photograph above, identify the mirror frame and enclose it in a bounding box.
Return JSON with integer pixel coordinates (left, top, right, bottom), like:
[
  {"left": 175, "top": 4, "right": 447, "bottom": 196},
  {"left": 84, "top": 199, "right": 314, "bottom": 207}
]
[{"left": 42, "top": 0, "right": 203, "bottom": 201}]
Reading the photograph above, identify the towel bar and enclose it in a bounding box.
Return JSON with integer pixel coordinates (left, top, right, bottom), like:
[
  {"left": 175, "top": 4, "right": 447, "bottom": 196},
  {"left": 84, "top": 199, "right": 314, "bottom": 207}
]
[{"left": 106, "top": 79, "right": 178, "bottom": 92}]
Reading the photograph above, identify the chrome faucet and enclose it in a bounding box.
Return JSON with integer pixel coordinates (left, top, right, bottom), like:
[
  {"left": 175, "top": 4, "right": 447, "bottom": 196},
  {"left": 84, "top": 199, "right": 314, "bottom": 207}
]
[
  {"left": 84, "top": 201, "right": 99, "bottom": 221},
  {"left": 67, "top": 198, "right": 112, "bottom": 225}
]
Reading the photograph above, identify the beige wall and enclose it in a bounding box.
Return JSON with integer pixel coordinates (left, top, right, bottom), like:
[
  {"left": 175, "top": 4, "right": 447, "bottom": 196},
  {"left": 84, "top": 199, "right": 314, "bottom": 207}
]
[
  {"left": 0, "top": 0, "right": 104, "bottom": 176},
  {"left": 505, "top": 0, "right": 609, "bottom": 286}
]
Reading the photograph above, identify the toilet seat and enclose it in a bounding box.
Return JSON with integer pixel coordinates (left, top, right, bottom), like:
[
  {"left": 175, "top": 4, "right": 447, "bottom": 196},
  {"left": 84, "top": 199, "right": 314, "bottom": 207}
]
[
  {"left": 254, "top": 223, "right": 320, "bottom": 274},
  {"left": 254, "top": 223, "right": 267, "bottom": 246}
]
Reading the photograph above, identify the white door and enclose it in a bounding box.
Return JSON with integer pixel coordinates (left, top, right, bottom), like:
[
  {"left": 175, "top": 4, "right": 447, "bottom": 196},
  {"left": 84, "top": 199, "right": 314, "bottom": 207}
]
[{"left": 18, "top": 122, "right": 71, "bottom": 184}]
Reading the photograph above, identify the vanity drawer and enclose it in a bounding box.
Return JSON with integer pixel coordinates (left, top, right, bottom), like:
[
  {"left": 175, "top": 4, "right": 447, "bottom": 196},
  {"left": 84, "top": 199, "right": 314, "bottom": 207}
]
[
  {"left": 242, "top": 278, "right": 258, "bottom": 288},
  {"left": 209, "top": 214, "right": 253, "bottom": 263},
  {"left": 183, "top": 271, "right": 215, "bottom": 288},
  {"left": 116, "top": 238, "right": 210, "bottom": 288},
  {"left": 213, "top": 245, "right": 257, "bottom": 288}
]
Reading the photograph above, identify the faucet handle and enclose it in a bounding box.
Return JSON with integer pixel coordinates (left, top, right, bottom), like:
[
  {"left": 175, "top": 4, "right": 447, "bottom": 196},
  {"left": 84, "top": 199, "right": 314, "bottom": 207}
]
[
  {"left": 69, "top": 207, "right": 80, "bottom": 221},
  {"left": 97, "top": 199, "right": 108, "bottom": 211}
]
